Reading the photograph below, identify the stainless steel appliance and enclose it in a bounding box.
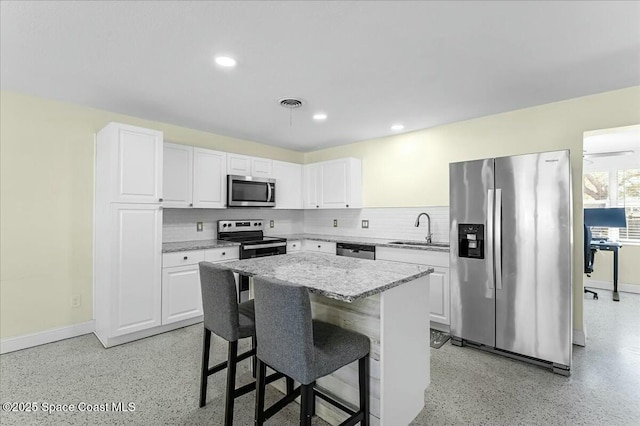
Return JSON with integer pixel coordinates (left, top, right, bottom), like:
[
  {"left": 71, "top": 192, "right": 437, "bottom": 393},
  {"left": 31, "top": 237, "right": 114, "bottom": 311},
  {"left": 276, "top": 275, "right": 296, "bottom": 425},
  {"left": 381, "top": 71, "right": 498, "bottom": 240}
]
[
  {"left": 217, "top": 220, "right": 286, "bottom": 300},
  {"left": 449, "top": 150, "right": 572, "bottom": 376},
  {"left": 336, "top": 242, "right": 376, "bottom": 260},
  {"left": 227, "top": 175, "right": 276, "bottom": 207}
]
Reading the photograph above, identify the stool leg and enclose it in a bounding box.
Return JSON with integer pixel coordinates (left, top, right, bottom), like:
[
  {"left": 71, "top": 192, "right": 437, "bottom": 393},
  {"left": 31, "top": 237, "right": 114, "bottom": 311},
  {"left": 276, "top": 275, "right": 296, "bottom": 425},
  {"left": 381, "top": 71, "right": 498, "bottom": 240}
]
[
  {"left": 252, "top": 335, "right": 257, "bottom": 378},
  {"left": 310, "top": 381, "right": 316, "bottom": 417},
  {"left": 286, "top": 377, "right": 294, "bottom": 395},
  {"left": 300, "top": 384, "right": 313, "bottom": 426},
  {"left": 224, "top": 340, "right": 238, "bottom": 426},
  {"left": 255, "top": 359, "right": 267, "bottom": 426},
  {"left": 199, "top": 328, "right": 212, "bottom": 408},
  {"left": 359, "top": 354, "right": 370, "bottom": 426}
]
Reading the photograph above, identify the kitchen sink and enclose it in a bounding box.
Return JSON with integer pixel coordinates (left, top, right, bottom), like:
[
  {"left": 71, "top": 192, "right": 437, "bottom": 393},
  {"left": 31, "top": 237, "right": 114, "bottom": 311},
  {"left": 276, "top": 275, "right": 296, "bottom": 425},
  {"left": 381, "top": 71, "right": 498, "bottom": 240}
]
[{"left": 389, "top": 241, "right": 449, "bottom": 248}]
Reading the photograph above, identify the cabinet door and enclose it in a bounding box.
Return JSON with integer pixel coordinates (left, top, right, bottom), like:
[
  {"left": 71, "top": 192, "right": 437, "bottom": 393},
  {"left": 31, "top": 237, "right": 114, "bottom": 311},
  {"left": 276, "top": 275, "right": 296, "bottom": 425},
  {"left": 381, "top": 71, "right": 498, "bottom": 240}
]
[
  {"left": 302, "top": 240, "right": 336, "bottom": 254},
  {"left": 227, "top": 153, "right": 252, "bottom": 176},
  {"left": 251, "top": 157, "right": 273, "bottom": 178},
  {"left": 320, "top": 160, "right": 350, "bottom": 208},
  {"left": 193, "top": 148, "right": 226, "bottom": 208},
  {"left": 111, "top": 124, "right": 163, "bottom": 204},
  {"left": 272, "top": 160, "right": 303, "bottom": 209},
  {"left": 428, "top": 266, "right": 450, "bottom": 325},
  {"left": 163, "top": 143, "right": 193, "bottom": 208},
  {"left": 287, "top": 240, "right": 302, "bottom": 252},
  {"left": 110, "top": 204, "right": 162, "bottom": 336},
  {"left": 162, "top": 264, "right": 203, "bottom": 325},
  {"left": 303, "top": 164, "right": 320, "bottom": 209}
]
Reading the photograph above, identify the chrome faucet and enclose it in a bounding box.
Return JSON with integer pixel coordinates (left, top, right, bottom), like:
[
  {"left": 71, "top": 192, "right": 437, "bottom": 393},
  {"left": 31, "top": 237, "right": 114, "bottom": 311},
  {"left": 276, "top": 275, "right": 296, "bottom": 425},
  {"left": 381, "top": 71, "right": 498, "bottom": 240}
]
[{"left": 415, "top": 212, "right": 433, "bottom": 243}]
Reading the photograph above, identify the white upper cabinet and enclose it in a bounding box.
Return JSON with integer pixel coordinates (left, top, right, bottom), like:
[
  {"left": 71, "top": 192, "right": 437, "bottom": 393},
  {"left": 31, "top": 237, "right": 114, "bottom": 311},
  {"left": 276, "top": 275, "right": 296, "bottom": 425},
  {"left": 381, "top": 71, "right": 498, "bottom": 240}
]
[
  {"left": 162, "top": 142, "right": 193, "bottom": 208},
  {"left": 303, "top": 158, "right": 362, "bottom": 209},
  {"left": 303, "top": 163, "right": 321, "bottom": 209},
  {"left": 251, "top": 157, "right": 273, "bottom": 178},
  {"left": 227, "top": 153, "right": 252, "bottom": 175},
  {"left": 97, "top": 122, "right": 163, "bottom": 204},
  {"left": 272, "top": 160, "right": 303, "bottom": 209},
  {"left": 228, "top": 153, "right": 273, "bottom": 178},
  {"left": 193, "top": 148, "right": 227, "bottom": 208},
  {"left": 162, "top": 144, "right": 226, "bottom": 209}
]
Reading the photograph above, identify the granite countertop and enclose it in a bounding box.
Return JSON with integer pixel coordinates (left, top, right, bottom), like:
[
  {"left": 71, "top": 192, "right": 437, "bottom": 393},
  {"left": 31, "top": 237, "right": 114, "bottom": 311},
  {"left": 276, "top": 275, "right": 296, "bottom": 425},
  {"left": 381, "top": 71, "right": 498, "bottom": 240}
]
[
  {"left": 221, "top": 252, "right": 433, "bottom": 303},
  {"left": 274, "top": 233, "right": 450, "bottom": 252},
  {"left": 162, "top": 239, "right": 239, "bottom": 253}
]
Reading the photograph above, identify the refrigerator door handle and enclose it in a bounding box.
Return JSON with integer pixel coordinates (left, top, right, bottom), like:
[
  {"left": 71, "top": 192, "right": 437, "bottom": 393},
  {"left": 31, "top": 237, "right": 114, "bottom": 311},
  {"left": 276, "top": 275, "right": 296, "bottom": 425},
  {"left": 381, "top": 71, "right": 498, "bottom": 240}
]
[
  {"left": 495, "top": 188, "right": 503, "bottom": 290},
  {"left": 487, "top": 189, "right": 495, "bottom": 290}
]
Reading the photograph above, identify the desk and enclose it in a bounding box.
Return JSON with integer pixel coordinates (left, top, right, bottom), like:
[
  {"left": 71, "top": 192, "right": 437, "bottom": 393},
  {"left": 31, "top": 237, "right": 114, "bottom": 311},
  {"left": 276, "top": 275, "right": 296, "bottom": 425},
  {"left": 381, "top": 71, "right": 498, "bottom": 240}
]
[
  {"left": 590, "top": 240, "right": 623, "bottom": 301},
  {"left": 222, "top": 252, "right": 433, "bottom": 426}
]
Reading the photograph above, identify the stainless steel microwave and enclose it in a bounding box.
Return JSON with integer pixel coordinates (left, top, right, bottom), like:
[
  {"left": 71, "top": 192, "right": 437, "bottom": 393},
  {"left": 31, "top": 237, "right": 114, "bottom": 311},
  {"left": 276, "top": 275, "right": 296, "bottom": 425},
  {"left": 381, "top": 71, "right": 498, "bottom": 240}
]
[{"left": 227, "top": 175, "right": 276, "bottom": 207}]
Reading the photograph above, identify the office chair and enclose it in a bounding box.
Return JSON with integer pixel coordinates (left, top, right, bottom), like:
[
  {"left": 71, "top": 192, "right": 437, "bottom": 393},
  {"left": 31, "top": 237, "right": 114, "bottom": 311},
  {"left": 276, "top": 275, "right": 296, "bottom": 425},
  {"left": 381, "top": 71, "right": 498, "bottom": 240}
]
[{"left": 583, "top": 224, "right": 598, "bottom": 300}]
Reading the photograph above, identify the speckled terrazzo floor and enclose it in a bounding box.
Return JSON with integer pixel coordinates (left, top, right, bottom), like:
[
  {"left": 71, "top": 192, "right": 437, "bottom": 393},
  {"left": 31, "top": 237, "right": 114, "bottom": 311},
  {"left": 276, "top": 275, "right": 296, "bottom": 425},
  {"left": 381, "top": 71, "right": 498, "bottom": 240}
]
[{"left": 1, "top": 290, "right": 639, "bottom": 425}]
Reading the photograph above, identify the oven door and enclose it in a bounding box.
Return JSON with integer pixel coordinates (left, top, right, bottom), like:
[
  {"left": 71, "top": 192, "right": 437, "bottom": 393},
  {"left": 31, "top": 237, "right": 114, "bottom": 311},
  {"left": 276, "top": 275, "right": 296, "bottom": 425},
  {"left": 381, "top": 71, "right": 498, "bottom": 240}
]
[{"left": 227, "top": 175, "right": 276, "bottom": 207}]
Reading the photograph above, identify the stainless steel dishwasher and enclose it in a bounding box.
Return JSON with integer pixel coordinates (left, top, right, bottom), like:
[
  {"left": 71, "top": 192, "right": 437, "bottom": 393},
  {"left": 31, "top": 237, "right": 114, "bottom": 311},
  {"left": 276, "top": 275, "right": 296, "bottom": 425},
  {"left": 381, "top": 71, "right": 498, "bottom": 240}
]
[{"left": 336, "top": 242, "right": 376, "bottom": 260}]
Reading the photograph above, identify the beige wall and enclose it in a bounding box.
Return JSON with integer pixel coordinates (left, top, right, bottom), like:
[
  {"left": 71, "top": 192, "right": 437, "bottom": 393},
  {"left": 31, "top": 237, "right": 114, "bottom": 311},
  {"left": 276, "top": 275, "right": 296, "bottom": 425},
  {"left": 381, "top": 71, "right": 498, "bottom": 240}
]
[
  {"left": 0, "top": 91, "right": 303, "bottom": 339},
  {"left": 305, "top": 86, "right": 640, "bottom": 332},
  {"left": 588, "top": 246, "right": 640, "bottom": 286},
  {"left": 2, "top": 87, "right": 639, "bottom": 340}
]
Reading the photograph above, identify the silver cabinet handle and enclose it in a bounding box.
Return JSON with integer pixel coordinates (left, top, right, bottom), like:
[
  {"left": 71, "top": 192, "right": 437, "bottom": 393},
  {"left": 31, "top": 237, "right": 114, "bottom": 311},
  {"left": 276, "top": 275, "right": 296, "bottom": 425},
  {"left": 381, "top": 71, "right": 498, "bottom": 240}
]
[
  {"left": 495, "top": 188, "right": 503, "bottom": 290},
  {"left": 159, "top": 198, "right": 163, "bottom": 202},
  {"left": 222, "top": 252, "right": 226, "bottom": 256},
  {"left": 189, "top": 203, "right": 193, "bottom": 207},
  {"left": 183, "top": 256, "right": 188, "bottom": 260}
]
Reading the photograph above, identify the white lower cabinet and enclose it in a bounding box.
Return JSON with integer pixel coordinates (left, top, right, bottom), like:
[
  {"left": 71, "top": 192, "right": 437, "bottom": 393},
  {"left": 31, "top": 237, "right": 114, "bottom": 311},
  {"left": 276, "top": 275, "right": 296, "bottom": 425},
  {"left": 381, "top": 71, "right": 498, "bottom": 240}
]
[
  {"left": 287, "top": 240, "right": 302, "bottom": 252},
  {"left": 302, "top": 240, "right": 337, "bottom": 254},
  {"left": 161, "top": 250, "right": 205, "bottom": 325},
  {"left": 376, "top": 247, "right": 450, "bottom": 327},
  {"left": 161, "top": 247, "right": 239, "bottom": 326}
]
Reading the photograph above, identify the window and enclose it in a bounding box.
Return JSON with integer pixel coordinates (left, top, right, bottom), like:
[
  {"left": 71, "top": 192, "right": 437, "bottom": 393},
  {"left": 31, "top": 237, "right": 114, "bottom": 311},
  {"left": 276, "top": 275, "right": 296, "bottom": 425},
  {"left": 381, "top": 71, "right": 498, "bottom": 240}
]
[{"left": 584, "top": 168, "right": 640, "bottom": 243}]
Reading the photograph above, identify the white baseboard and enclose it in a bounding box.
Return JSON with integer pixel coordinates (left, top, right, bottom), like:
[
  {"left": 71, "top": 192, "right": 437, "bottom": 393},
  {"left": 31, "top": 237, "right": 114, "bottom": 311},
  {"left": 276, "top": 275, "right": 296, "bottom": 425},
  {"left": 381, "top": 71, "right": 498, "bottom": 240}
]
[
  {"left": 573, "top": 328, "right": 586, "bottom": 347},
  {"left": 585, "top": 279, "right": 640, "bottom": 294},
  {"left": 0, "top": 321, "right": 95, "bottom": 355}
]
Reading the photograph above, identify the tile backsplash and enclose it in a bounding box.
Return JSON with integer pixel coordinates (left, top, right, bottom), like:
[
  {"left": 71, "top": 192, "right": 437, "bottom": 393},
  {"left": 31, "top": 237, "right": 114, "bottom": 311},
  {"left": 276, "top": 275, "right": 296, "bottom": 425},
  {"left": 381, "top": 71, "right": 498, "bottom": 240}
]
[
  {"left": 162, "top": 208, "right": 304, "bottom": 242},
  {"left": 163, "top": 206, "right": 449, "bottom": 243},
  {"left": 303, "top": 206, "right": 449, "bottom": 243}
]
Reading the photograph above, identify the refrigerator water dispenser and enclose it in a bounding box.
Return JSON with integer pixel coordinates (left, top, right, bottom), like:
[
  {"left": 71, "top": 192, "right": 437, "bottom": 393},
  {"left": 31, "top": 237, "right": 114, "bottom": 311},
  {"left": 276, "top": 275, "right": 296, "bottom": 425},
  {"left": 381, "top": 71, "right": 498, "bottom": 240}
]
[{"left": 458, "top": 224, "right": 484, "bottom": 259}]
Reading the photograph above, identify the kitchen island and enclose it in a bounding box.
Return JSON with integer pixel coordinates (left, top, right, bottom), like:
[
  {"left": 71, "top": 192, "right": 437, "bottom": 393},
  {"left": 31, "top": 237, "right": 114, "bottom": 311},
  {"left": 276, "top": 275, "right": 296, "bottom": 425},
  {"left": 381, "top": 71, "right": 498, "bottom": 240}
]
[{"left": 221, "top": 252, "right": 433, "bottom": 426}]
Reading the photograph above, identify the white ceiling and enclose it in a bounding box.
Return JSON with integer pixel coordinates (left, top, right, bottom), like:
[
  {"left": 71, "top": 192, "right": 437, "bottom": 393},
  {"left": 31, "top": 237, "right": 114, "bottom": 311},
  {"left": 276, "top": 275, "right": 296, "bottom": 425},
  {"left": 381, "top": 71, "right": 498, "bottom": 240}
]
[{"left": 1, "top": 1, "right": 639, "bottom": 152}]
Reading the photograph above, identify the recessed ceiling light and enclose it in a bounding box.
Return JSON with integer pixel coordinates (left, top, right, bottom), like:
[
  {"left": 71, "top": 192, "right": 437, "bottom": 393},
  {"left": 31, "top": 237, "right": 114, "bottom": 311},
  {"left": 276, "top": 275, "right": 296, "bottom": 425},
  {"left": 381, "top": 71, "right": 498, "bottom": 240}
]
[
  {"left": 391, "top": 124, "right": 404, "bottom": 131},
  {"left": 313, "top": 113, "right": 328, "bottom": 121},
  {"left": 214, "top": 56, "right": 236, "bottom": 68}
]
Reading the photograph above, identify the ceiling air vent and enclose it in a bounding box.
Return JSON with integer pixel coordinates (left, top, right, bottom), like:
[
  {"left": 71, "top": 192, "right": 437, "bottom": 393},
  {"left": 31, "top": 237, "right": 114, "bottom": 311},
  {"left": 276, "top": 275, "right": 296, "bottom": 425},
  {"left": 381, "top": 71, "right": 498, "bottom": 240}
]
[{"left": 278, "top": 98, "right": 304, "bottom": 109}]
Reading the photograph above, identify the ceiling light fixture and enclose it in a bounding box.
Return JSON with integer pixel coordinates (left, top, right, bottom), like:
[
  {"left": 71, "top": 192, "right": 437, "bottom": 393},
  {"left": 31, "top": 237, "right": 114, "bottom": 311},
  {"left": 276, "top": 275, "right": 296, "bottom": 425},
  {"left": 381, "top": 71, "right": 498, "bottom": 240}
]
[
  {"left": 391, "top": 124, "right": 404, "bottom": 131},
  {"left": 313, "top": 113, "right": 327, "bottom": 121},
  {"left": 214, "top": 56, "right": 237, "bottom": 67}
]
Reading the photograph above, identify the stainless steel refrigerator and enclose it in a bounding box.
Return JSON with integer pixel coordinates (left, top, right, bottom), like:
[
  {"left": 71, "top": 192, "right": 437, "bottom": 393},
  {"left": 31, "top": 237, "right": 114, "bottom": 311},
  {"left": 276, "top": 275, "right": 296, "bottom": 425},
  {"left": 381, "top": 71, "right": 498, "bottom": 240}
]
[{"left": 449, "top": 150, "right": 572, "bottom": 375}]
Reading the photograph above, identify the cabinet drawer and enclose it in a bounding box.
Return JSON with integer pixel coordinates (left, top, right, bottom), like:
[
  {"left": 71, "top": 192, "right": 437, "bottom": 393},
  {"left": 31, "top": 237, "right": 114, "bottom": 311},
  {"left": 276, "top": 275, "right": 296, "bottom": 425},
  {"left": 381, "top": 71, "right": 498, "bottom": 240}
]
[
  {"left": 303, "top": 240, "right": 337, "bottom": 254},
  {"left": 204, "top": 246, "right": 239, "bottom": 262},
  {"left": 287, "top": 240, "right": 302, "bottom": 252},
  {"left": 163, "top": 250, "right": 205, "bottom": 268}
]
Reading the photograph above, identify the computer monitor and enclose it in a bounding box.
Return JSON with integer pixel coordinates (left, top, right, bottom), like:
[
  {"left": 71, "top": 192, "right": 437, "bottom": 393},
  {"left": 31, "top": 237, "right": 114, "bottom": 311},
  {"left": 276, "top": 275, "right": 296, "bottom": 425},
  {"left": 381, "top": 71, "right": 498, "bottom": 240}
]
[{"left": 584, "top": 208, "right": 627, "bottom": 228}]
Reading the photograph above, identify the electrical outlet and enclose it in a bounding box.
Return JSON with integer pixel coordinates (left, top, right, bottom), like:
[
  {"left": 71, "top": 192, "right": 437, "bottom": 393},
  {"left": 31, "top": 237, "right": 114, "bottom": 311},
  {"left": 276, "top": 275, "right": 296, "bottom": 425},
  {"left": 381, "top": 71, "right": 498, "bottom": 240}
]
[
  {"left": 361, "top": 220, "right": 369, "bottom": 229},
  {"left": 197, "top": 222, "right": 203, "bottom": 232},
  {"left": 333, "top": 219, "right": 338, "bottom": 227},
  {"left": 270, "top": 220, "right": 274, "bottom": 228},
  {"left": 71, "top": 294, "right": 81, "bottom": 308}
]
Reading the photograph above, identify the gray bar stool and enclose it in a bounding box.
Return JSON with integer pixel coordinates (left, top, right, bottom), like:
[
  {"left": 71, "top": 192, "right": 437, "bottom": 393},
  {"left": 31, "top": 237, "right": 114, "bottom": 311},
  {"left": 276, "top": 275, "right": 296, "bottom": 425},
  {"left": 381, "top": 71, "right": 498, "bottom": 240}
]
[
  {"left": 253, "top": 276, "right": 371, "bottom": 426},
  {"left": 199, "top": 262, "right": 289, "bottom": 426}
]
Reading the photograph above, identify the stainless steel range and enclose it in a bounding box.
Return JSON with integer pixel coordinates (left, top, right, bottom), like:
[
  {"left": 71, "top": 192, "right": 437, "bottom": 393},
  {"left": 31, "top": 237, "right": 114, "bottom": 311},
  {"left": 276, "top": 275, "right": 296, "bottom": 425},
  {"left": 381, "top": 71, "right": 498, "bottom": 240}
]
[
  {"left": 217, "top": 220, "right": 286, "bottom": 259},
  {"left": 217, "top": 220, "right": 286, "bottom": 301}
]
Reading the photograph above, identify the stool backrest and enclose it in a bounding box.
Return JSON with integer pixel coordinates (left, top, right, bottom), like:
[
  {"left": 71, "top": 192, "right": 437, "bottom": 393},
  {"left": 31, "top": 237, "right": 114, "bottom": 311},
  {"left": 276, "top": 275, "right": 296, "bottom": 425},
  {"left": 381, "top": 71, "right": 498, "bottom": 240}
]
[
  {"left": 253, "top": 277, "right": 315, "bottom": 384},
  {"left": 199, "top": 262, "right": 240, "bottom": 341}
]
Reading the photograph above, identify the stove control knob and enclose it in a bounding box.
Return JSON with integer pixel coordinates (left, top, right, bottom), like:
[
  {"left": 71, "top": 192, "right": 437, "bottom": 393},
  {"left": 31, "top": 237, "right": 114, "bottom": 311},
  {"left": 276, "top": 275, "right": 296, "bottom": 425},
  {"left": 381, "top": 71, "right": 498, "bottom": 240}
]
[
  {"left": 258, "top": 222, "right": 262, "bottom": 226},
  {"left": 254, "top": 222, "right": 258, "bottom": 226}
]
